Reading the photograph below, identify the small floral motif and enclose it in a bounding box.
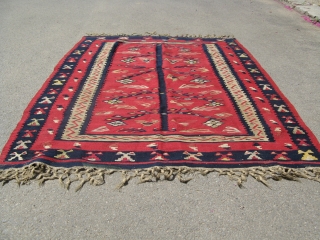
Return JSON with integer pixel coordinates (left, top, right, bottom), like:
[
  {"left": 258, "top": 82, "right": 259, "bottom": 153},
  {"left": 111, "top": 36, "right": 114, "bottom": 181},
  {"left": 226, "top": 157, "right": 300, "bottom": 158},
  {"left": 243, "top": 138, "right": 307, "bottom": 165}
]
[
  {"left": 184, "top": 59, "right": 197, "bottom": 64},
  {"left": 206, "top": 101, "right": 223, "bottom": 107},
  {"left": 204, "top": 119, "right": 223, "bottom": 128},
  {"left": 191, "top": 78, "right": 209, "bottom": 84},
  {"left": 117, "top": 78, "right": 134, "bottom": 84},
  {"left": 105, "top": 99, "right": 123, "bottom": 105},
  {"left": 121, "top": 57, "right": 135, "bottom": 63},
  {"left": 108, "top": 121, "right": 125, "bottom": 127}
]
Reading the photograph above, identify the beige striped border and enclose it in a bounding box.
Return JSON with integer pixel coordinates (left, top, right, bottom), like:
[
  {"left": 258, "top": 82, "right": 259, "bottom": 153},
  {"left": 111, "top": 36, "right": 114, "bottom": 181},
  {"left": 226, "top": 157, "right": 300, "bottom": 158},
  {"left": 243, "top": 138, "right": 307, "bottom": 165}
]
[{"left": 61, "top": 42, "right": 269, "bottom": 142}]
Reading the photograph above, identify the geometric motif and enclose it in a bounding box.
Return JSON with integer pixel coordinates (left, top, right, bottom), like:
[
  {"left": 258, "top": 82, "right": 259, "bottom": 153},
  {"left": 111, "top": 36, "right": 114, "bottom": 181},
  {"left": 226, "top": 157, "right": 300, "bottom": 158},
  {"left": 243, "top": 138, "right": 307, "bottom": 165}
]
[{"left": 0, "top": 35, "right": 319, "bottom": 174}]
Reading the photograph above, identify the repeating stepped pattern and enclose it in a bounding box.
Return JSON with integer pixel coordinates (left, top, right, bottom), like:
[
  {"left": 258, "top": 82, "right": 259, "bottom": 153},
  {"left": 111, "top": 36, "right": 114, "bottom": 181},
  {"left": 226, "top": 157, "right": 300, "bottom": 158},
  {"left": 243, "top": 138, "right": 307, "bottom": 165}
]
[{"left": 0, "top": 35, "right": 319, "bottom": 189}]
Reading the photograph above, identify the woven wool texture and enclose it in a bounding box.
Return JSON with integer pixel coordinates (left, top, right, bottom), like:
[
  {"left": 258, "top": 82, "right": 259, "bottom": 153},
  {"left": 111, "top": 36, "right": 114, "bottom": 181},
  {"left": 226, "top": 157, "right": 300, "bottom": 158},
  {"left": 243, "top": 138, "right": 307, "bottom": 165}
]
[{"left": 1, "top": 35, "right": 319, "bottom": 188}]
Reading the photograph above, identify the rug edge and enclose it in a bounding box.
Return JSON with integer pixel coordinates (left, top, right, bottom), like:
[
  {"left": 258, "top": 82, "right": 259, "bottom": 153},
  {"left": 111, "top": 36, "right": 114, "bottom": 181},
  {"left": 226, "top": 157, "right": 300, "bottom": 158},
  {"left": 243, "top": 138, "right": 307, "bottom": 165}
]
[
  {"left": 85, "top": 32, "right": 234, "bottom": 38},
  {"left": 1, "top": 162, "right": 320, "bottom": 191},
  {"left": 234, "top": 39, "right": 320, "bottom": 148},
  {"left": 0, "top": 37, "right": 88, "bottom": 162}
]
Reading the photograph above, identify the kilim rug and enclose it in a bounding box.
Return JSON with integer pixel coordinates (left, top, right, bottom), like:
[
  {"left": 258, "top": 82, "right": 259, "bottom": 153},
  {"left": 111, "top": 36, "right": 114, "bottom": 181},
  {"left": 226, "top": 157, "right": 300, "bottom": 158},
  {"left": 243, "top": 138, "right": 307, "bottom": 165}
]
[{"left": 1, "top": 34, "right": 320, "bottom": 190}]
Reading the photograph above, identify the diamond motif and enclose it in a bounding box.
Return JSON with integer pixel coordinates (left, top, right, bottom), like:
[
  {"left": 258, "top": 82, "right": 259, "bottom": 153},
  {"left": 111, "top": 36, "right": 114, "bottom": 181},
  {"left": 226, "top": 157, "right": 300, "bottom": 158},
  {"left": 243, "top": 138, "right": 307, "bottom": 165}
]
[
  {"left": 108, "top": 121, "right": 125, "bottom": 126},
  {"left": 105, "top": 99, "right": 122, "bottom": 104},
  {"left": 121, "top": 57, "right": 135, "bottom": 63},
  {"left": 191, "top": 78, "right": 209, "bottom": 84},
  {"left": 204, "top": 119, "right": 223, "bottom": 128},
  {"left": 185, "top": 59, "right": 197, "bottom": 64},
  {"left": 206, "top": 101, "right": 223, "bottom": 107}
]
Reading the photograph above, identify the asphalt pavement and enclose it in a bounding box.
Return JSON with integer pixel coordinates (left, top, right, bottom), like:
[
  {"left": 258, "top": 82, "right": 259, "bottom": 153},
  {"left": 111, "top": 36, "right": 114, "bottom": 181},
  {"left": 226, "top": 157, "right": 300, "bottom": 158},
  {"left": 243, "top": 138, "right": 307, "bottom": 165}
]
[{"left": 0, "top": 0, "right": 320, "bottom": 239}]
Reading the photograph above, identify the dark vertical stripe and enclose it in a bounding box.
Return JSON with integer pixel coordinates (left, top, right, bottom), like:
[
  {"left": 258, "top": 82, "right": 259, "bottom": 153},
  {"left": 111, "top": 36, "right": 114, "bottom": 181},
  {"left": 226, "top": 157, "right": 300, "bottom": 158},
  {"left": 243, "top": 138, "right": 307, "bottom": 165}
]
[
  {"left": 56, "top": 42, "right": 119, "bottom": 138},
  {"left": 156, "top": 44, "right": 169, "bottom": 131},
  {"left": 79, "top": 42, "right": 119, "bottom": 134},
  {"left": 202, "top": 43, "right": 273, "bottom": 141},
  {"left": 202, "top": 43, "right": 252, "bottom": 134}
]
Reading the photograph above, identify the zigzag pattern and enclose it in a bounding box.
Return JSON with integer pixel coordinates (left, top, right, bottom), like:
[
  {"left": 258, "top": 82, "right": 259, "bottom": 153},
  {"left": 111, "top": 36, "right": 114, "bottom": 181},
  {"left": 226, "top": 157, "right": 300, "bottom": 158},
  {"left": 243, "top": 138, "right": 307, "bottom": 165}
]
[
  {"left": 1, "top": 36, "right": 319, "bottom": 167},
  {"left": 62, "top": 42, "right": 116, "bottom": 140},
  {"left": 205, "top": 44, "right": 267, "bottom": 140}
]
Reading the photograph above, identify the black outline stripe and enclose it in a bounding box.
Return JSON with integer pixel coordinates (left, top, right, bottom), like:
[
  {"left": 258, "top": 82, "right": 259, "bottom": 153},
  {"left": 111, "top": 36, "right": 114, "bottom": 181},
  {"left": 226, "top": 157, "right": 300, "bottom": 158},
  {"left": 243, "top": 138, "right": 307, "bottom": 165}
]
[
  {"left": 202, "top": 44, "right": 252, "bottom": 135},
  {"left": 56, "top": 42, "right": 119, "bottom": 138},
  {"left": 203, "top": 44, "right": 274, "bottom": 141},
  {"left": 215, "top": 43, "right": 275, "bottom": 141},
  {"left": 79, "top": 42, "right": 119, "bottom": 134},
  {"left": 156, "top": 44, "right": 169, "bottom": 131}
]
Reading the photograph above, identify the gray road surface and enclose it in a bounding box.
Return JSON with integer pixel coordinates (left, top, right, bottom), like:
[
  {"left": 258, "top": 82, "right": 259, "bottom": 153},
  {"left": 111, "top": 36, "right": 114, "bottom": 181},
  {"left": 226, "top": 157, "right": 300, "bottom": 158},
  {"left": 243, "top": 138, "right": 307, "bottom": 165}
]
[{"left": 1, "top": 0, "right": 320, "bottom": 239}]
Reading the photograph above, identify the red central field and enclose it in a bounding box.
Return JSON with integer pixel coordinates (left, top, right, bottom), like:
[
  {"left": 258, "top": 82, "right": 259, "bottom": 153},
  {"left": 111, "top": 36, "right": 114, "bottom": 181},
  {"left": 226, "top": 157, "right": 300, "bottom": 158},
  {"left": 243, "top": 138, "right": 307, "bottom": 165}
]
[{"left": 86, "top": 42, "right": 247, "bottom": 136}]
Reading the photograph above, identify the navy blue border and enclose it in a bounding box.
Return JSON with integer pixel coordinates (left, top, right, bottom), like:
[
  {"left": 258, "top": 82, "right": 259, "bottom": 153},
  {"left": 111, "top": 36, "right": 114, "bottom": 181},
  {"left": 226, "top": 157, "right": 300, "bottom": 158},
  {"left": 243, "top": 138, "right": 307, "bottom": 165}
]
[
  {"left": 217, "top": 42, "right": 275, "bottom": 141},
  {"left": 55, "top": 42, "right": 106, "bottom": 139},
  {"left": 2, "top": 157, "right": 319, "bottom": 170},
  {"left": 2, "top": 36, "right": 319, "bottom": 168}
]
